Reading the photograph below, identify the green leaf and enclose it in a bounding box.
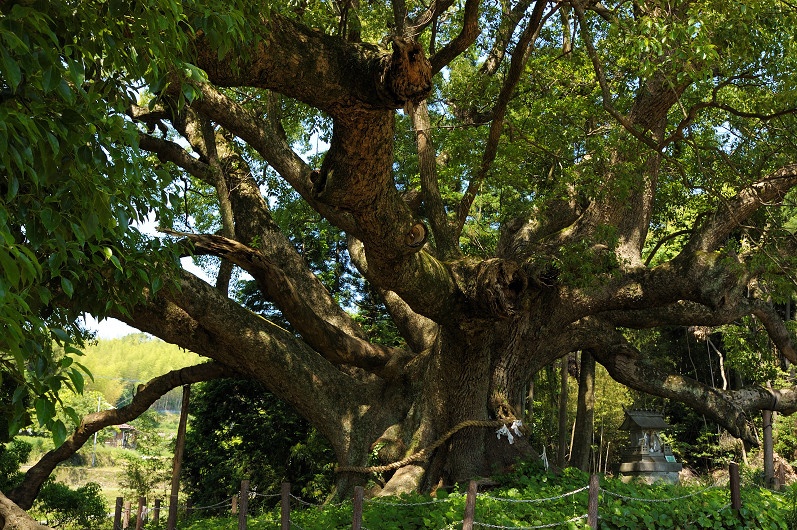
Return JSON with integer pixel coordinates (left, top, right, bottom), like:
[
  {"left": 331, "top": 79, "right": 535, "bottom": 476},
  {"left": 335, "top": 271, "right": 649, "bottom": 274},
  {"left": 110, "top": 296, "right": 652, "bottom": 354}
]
[
  {"left": 0, "top": 248, "right": 21, "bottom": 287},
  {"left": 34, "top": 396, "right": 55, "bottom": 427},
  {"left": 51, "top": 327, "right": 70, "bottom": 342},
  {"left": 42, "top": 64, "right": 60, "bottom": 93},
  {"left": 0, "top": 48, "right": 22, "bottom": 89},
  {"left": 52, "top": 419, "right": 67, "bottom": 447},
  {"left": 64, "top": 406, "right": 81, "bottom": 428},
  {"left": 60, "top": 276, "right": 74, "bottom": 297},
  {"left": 40, "top": 207, "right": 60, "bottom": 231},
  {"left": 6, "top": 175, "right": 18, "bottom": 200},
  {"left": 68, "top": 369, "right": 85, "bottom": 393}
]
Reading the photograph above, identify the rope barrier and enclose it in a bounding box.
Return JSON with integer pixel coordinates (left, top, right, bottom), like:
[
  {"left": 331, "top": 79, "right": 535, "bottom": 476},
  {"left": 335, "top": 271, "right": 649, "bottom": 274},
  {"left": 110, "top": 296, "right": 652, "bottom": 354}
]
[
  {"left": 335, "top": 418, "right": 510, "bottom": 474},
  {"left": 481, "top": 485, "right": 590, "bottom": 503},
  {"left": 250, "top": 491, "right": 282, "bottom": 499},
  {"left": 188, "top": 498, "right": 233, "bottom": 510}
]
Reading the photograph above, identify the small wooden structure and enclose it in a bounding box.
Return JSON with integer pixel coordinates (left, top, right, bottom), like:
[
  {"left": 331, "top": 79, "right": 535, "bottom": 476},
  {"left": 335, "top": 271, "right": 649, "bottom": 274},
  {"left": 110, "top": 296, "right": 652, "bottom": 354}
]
[
  {"left": 108, "top": 423, "right": 137, "bottom": 449},
  {"left": 617, "top": 409, "right": 682, "bottom": 484}
]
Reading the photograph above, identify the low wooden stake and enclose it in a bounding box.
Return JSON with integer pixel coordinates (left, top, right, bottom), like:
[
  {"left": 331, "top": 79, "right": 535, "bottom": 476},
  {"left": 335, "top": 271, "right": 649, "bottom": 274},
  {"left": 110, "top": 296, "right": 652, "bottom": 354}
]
[
  {"left": 729, "top": 462, "right": 741, "bottom": 511},
  {"left": 587, "top": 474, "right": 599, "bottom": 529},
  {"left": 462, "top": 480, "right": 477, "bottom": 530},
  {"left": 113, "top": 497, "right": 123, "bottom": 530},
  {"left": 352, "top": 486, "right": 364, "bottom": 530},
  {"left": 281, "top": 482, "right": 291, "bottom": 530},
  {"left": 238, "top": 479, "right": 250, "bottom": 530}
]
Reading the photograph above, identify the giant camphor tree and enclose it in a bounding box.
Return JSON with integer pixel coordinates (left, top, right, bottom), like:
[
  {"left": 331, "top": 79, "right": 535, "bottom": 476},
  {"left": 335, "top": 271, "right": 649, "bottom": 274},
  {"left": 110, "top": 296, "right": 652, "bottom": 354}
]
[{"left": 4, "top": 0, "right": 797, "bottom": 521}]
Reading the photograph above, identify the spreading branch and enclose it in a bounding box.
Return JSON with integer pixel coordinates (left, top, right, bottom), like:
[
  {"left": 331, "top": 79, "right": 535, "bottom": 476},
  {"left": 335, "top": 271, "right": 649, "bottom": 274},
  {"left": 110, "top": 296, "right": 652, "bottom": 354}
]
[
  {"left": 428, "top": 0, "right": 481, "bottom": 74},
  {"left": 8, "top": 363, "right": 235, "bottom": 510},
  {"left": 455, "top": 1, "right": 552, "bottom": 237},
  {"left": 116, "top": 269, "right": 407, "bottom": 459},
  {"left": 682, "top": 164, "right": 797, "bottom": 254},
  {"left": 163, "top": 230, "right": 406, "bottom": 373}
]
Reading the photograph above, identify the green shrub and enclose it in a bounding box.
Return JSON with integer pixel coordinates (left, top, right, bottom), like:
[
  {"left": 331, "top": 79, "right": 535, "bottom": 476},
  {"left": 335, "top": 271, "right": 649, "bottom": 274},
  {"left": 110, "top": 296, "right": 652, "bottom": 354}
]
[
  {"left": 33, "top": 480, "right": 107, "bottom": 530},
  {"left": 0, "top": 439, "right": 31, "bottom": 491}
]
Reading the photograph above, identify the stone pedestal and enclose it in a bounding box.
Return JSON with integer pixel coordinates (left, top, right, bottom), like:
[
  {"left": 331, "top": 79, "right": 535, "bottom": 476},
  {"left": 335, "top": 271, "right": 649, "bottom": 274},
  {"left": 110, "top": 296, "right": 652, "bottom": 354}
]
[{"left": 617, "top": 450, "right": 682, "bottom": 484}]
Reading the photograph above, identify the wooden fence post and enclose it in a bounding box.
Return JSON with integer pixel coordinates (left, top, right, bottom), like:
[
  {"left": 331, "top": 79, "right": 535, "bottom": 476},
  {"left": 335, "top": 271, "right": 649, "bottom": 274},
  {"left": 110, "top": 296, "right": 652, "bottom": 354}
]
[
  {"left": 281, "top": 482, "right": 291, "bottom": 530},
  {"left": 123, "top": 500, "right": 131, "bottom": 529},
  {"left": 135, "top": 497, "right": 145, "bottom": 530},
  {"left": 352, "top": 486, "right": 364, "bottom": 530},
  {"left": 587, "top": 474, "right": 599, "bottom": 530},
  {"left": 232, "top": 494, "right": 238, "bottom": 515},
  {"left": 729, "top": 462, "right": 741, "bottom": 511},
  {"left": 167, "top": 385, "right": 191, "bottom": 530},
  {"left": 776, "top": 462, "right": 786, "bottom": 491},
  {"left": 238, "top": 479, "right": 250, "bottom": 530},
  {"left": 114, "top": 497, "right": 123, "bottom": 530},
  {"left": 153, "top": 499, "right": 161, "bottom": 527},
  {"left": 462, "top": 480, "right": 477, "bottom": 530}
]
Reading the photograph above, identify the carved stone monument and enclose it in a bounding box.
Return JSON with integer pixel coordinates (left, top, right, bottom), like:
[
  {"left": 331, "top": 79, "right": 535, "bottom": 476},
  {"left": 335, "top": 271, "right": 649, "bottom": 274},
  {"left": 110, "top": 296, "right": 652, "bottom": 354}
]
[{"left": 617, "top": 409, "right": 682, "bottom": 484}]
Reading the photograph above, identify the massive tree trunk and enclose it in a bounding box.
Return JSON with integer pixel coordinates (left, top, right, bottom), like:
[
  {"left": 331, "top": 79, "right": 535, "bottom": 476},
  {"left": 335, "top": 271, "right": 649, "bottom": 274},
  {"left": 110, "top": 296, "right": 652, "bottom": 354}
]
[{"left": 570, "top": 351, "right": 596, "bottom": 472}]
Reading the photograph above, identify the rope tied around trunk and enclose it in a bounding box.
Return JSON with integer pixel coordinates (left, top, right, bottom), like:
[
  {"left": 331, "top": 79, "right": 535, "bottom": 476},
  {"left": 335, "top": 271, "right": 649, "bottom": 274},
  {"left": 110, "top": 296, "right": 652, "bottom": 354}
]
[{"left": 335, "top": 418, "right": 517, "bottom": 474}]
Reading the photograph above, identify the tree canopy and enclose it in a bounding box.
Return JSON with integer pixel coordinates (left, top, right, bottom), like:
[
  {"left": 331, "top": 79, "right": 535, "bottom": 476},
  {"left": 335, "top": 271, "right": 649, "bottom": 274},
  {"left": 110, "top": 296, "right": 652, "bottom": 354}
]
[{"left": 4, "top": 0, "right": 797, "bottom": 513}]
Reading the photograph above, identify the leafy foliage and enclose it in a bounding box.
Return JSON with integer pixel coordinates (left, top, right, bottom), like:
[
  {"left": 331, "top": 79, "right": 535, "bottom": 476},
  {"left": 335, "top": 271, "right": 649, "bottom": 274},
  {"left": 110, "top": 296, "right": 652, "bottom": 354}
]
[
  {"left": 0, "top": 0, "right": 185, "bottom": 445},
  {"left": 182, "top": 379, "right": 335, "bottom": 512},
  {"left": 175, "top": 463, "right": 794, "bottom": 529},
  {"left": 32, "top": 481, "right": 107, "bottom": 530},
  {"left": 0, "top": 438, "right": 30, "bottom": 492}
]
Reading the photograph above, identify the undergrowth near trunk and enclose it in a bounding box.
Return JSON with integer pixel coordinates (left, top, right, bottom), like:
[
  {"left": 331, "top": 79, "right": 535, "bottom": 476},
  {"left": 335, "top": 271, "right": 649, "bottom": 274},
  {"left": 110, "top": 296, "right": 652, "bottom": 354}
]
[{"left": 175, "top": 461, "right": 795, "bottom": 529}]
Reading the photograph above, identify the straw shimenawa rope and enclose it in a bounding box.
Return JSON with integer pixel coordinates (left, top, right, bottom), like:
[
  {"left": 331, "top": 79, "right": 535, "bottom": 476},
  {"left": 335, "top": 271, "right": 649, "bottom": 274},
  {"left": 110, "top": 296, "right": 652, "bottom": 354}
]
[{"left": 335, "top": 418, "right": 511, "bottom": 474}]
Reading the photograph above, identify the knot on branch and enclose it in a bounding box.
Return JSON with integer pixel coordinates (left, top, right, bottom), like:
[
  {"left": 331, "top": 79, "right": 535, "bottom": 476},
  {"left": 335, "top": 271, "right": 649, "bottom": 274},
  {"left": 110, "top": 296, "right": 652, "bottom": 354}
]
[
  {"left": 376, "top": 37, "right": 432, "bottom": 107},
  {"left": 473, "top": 259, "right": 527, "bottom": 318},
  {"left": 404, "top": 222, "right": 428, "bottom": 248}
]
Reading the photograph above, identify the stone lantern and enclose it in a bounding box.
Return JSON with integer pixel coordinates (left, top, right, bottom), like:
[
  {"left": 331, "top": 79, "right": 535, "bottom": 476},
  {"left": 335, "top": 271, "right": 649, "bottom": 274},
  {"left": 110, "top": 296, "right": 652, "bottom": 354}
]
[{"left": 617, "top": 409, "right": 682, "bottom": 484}]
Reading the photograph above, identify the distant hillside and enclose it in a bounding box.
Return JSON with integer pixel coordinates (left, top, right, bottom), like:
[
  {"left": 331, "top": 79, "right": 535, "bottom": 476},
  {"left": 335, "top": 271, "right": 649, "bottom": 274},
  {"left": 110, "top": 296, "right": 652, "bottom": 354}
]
[{"left": 80, "top": 334, "right": 206, "bottom": 411}]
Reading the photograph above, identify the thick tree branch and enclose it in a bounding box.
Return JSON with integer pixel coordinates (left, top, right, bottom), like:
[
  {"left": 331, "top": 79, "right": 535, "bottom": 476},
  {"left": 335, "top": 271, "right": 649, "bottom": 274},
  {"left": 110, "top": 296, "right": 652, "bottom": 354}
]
[
  {"left": 137, "top": 134, "right": 215, "bottom": 185},
  {"left": 0, "top": 492, "right": 49, "bottom": 530},
  {"left": 455, "top": 1, "right": 551, "bottom": 237},
  {"left": 347, "top": 236, "right": 441, "bottom": 352},
  {"left": 682, "top": 164, "right": 797, "bottom": 254},
  {"left": 164, "top": 231, "right": 408, "bottom": 374},
  {"left": 496, "top": 186, "right": 585, "bottom": 260},
  {"left": 8, "top": 363, "right": 234, "bottom": 510},
  {"left": 751, "top": 299, "right": 797, "bottom": 364},
  {"left": 590, "top": 334, "right": 760, "bottom": 443},
  {"left": 118, "top": 270, "right": 409, "bottom": 461},
  {"left": 410, "top": 100, "right": 458, "bottom": 259},
  {"left": 190, "top": 84, "right": 323, "bottom": 218},
  {"left": 600, "top": 299, "right": 752, "bottom": 330},
  {"left": 592, "top": 333, "right": 797, "bottom": 445},
  {"left": 479, "top": 0, "right": 534, "bottom": 76},
  {"left": 428, "top": 0, "right": 481, "bottom": 74},
  {"left": 194, "top": 13, "right": 429, "bottom": 112},
  {"left": 405, "top": 0, "right": 455, "bottom": 38},
  {"left": 572, "top": 2, "right": 659, "bottom": 151},
  {"left": 177, "top": 88, "right": 368, "bottom": 339}
]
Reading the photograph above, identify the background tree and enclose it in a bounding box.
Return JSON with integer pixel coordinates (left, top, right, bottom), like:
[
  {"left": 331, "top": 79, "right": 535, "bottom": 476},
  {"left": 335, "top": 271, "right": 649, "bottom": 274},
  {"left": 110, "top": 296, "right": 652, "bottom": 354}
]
[
  {"left": 5, "top": 0, "right": 797, "bottom": 514},
  {"left": 182, "top": 379, "right": 335, "bottom": 511}
]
